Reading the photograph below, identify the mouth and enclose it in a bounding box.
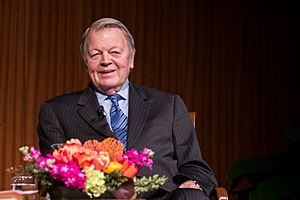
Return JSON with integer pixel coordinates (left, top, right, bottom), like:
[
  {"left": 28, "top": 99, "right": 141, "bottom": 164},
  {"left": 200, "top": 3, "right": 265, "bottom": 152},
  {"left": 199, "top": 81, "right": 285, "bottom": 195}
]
[{"left": 98, "top": 69, "right": 115, "bottom": 74}]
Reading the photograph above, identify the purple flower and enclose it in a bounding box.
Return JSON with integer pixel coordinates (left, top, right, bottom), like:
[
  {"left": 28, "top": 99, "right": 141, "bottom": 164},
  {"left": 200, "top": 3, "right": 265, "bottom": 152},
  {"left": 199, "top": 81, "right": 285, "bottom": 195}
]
[
  {"left": 48, "top": 161, "right": 86, "bottom": 189},
  {"left": 121, "top": 148, "right": 154, "bottom": 169},
  {"left": 29, "top": 147, "right": 41, "bottom": 159}
]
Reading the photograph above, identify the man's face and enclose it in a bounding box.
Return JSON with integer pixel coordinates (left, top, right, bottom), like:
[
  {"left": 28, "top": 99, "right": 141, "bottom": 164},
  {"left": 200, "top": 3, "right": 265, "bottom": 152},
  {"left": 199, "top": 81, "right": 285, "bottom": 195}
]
[{"left": 85, "top": 28, "right": 134, "bottom": 95}]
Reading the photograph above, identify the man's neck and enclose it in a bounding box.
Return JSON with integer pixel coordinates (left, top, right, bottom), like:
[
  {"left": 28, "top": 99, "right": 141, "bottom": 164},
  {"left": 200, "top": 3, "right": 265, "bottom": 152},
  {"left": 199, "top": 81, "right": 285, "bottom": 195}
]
[{"left": 92, "top": 80, "right": 129, "bottom": 96}]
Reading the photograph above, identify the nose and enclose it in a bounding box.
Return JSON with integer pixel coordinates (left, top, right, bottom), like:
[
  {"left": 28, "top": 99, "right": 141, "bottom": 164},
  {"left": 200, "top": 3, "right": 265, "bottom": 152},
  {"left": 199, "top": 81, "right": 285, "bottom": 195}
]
[{"left": 100, "top": 52, "right": 112, "bottom": 66}]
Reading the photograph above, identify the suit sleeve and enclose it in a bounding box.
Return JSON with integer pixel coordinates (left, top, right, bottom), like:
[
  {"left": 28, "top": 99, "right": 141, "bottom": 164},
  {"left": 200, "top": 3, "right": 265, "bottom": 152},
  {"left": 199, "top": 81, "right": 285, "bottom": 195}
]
[
  {"left": 37, "top": 102, "right": 67, "bottom": 155},
  {"left": 172, "top": 95, "right": 218, "bottom": 196}
]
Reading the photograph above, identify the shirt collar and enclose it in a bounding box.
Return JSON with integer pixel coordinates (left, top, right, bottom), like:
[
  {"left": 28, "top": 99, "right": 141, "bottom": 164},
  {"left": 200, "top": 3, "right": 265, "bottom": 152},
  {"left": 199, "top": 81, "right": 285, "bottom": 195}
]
[{"left": 95, "top": 80, "right": 129, "bottom": 104}]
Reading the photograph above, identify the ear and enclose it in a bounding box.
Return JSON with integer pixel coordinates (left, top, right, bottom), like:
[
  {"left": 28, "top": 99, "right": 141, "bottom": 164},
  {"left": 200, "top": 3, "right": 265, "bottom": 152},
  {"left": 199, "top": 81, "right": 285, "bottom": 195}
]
[{"left": 129, "top": 54, "right": 135, "bottom": 69}]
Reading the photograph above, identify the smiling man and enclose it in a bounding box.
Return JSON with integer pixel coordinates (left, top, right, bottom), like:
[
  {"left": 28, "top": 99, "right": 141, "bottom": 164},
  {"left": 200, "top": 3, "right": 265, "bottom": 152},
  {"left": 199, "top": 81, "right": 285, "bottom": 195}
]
[
  {"left": 37, "top": 18, "right": 217, "bottom": 199},
  {"left": 83, "top": 26, "right": 134, "bottom": 96}
]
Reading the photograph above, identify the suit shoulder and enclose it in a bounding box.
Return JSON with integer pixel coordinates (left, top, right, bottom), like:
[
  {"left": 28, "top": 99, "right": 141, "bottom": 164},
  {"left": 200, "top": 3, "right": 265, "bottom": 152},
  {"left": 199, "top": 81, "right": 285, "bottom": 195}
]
[
  {"left": 134, "top": 84, "right": 176, "bottom": 99},
  {"left": 43, "top": 90, "right": 84, "bottom": 106},
  {"left": 132, "top": 84, "right": 188, "bottom": 107}
]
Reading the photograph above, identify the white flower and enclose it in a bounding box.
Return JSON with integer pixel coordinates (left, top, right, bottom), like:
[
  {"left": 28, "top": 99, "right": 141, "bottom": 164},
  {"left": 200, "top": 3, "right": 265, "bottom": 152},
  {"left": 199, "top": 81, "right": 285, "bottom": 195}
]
[{"left": 84, "top": 166, "right": 106, "bottom": 198}]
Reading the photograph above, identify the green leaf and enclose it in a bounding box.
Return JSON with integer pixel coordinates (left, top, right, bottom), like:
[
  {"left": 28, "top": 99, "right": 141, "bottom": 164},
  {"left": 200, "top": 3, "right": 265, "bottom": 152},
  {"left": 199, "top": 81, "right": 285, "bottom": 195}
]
[
  {"left": 226, "top": 155, "right": 285, "bottom": 181},
  {"left": 249, "top": 176, "right": 300, "bottom": 200},
  {"left": 284, "top": 124, "right": 300, "bottom": 143},
  {"left": 134, "top": 175, "right": 168, "bottom": 194}
]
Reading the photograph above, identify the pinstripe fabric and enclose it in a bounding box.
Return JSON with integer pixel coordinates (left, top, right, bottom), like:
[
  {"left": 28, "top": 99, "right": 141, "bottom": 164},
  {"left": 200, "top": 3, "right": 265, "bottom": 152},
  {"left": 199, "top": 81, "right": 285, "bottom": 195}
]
[
  {"left": 37, "top": 82, "right": 217, "bottom": 199},
  {"left": 108, "top": 94, "right": 128, "bottom": 150}
]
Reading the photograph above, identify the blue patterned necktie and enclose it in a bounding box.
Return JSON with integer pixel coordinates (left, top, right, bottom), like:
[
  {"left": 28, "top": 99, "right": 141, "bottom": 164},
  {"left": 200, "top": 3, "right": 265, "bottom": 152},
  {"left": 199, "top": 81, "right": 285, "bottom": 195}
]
[{"left": 108, "top": 94, "right": 128, "bottom": 150}]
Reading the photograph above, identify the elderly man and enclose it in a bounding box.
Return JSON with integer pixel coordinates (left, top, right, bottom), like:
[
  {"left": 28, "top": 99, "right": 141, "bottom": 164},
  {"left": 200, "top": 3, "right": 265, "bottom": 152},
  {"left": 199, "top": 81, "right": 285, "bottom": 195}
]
[{"left": 38, "top": 18, "right": 217, "bottom": 199}]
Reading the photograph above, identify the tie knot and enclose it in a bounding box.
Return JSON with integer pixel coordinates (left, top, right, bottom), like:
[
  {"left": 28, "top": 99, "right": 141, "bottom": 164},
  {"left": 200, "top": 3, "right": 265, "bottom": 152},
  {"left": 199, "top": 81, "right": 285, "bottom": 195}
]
[{"left": 108, "top": 94, "right": 123, "bottom": 104}]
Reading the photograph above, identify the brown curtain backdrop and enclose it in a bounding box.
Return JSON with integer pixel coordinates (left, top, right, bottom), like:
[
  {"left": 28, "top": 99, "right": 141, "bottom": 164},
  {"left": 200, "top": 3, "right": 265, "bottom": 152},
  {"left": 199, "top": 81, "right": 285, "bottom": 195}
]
[{"left": 1, "top": 0, "right": 295, "bottom": 193}]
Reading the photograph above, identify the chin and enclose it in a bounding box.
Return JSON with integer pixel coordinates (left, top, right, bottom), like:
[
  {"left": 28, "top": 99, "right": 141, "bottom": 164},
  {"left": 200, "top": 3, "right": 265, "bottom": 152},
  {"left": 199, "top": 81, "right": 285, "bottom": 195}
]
[{"left": 95, "top": 84, "right": 118, "bottom": 91}]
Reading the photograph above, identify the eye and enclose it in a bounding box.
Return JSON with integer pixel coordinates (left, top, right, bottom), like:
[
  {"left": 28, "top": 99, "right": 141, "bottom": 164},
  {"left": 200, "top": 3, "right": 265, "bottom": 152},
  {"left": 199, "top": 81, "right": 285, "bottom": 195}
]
[
  {"left": 89, "top": 52, "right": 101, "bottom": 60},
  {"left": 110, "top": 51, "right": 121, "bottom": 56},
  {"left": 91, "top": 53, "right": 100, "bottom": 57}
]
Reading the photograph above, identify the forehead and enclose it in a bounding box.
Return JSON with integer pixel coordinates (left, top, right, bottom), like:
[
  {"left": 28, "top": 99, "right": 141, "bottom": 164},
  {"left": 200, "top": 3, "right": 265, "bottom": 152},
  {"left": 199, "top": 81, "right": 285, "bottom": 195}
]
[{"left": 87, "top": 28, "right": 127, "bottom": 44}]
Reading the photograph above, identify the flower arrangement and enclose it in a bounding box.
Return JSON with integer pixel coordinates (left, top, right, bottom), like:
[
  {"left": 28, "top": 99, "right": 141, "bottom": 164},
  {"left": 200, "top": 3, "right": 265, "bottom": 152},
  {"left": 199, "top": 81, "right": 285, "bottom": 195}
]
[{"left": 19, "top": 137, "right": 167, "bottom": 199}]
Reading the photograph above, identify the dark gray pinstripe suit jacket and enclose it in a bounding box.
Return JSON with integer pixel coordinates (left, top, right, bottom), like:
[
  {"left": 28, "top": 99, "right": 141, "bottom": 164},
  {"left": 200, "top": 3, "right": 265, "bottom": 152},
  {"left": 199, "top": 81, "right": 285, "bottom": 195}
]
[{"left": 37, "top": 82, "right": 217, "bottom": 198}]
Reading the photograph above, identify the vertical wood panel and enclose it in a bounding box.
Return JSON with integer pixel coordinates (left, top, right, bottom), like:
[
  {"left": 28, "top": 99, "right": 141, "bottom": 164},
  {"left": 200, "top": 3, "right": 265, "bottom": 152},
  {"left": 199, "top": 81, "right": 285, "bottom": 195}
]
[
  {"left": 0, "top": 0, "right": 25, "bottom": 189},
  {"left": 0, "top": 0, "right": 293, "bottom": 193},
  {"left": 24, "top": 0, "right": 90, "bottom": 148}
]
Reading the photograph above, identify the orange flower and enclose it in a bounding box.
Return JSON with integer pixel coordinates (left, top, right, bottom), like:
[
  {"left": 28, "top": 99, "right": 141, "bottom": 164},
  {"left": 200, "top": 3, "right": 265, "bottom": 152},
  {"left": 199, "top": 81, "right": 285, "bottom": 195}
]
[
  {"left": 73, "top": 147, "right": 98, "bottom": 168},
  {"left": 104, "top": 161, "right": 122, "bottom": 174},
  {"left": 96, "top": 137, "right": 124, "bottom": 161},
  {"left": 53, "top": 139, "right": 82, "bottom": 163},
  {"left": 122, "top": 164, "right": 138, "bottom": 178},
  {"left": 121, "top": 159, "right": 138, "bottom": 178},
  {"left": 83, "top": 139, "right": 101, "bottom": 151},
  {"left": 93, "top": 151, "right": 110, "bottom": 170}
]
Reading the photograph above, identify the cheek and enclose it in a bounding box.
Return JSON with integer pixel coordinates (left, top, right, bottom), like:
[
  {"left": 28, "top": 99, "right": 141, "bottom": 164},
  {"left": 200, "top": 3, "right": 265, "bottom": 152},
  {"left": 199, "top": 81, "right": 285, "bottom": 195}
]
[
  {"left": 86, "top": 67, "right": 93, "bottom": 74},
  {"left": 86, "top": 63, "right": 97, "bottom": 73},
  {"left": 119, "top": 67, "right": 131, "bottom": 78},
  {"left": 118, "top": 59, "right": 133, "bottom": 71},
  {"left": 87, "top": 59, "right": 99, "bottom": 68}
]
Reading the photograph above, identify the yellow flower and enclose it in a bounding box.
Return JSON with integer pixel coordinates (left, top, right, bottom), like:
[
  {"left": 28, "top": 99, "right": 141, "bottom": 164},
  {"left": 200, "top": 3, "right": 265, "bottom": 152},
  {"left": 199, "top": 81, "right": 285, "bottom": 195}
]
[
  {"left": 84, "top": 166, "right": 106, "bottom": 198},
  {"left": 104, "top": 161, "right": 122, "bottom": 174}
]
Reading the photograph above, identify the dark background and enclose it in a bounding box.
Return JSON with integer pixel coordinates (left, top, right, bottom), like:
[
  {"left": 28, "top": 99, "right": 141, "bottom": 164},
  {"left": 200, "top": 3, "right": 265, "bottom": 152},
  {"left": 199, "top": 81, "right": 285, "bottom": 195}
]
[{"left": 0, "top": 0, "right": 296, "bottom": 196}]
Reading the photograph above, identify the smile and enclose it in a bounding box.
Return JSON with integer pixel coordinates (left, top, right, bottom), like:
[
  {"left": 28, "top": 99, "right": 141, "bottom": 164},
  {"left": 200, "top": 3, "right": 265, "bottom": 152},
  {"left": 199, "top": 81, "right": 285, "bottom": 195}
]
[{"left": 98, "top": 69, "right": 115, "bottom": 74}]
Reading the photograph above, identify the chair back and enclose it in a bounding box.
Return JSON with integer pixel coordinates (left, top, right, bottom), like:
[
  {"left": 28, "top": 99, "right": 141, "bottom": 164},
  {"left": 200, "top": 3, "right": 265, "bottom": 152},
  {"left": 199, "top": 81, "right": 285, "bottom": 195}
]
[
  {"left": 189, "top": 112, "right": 196, "bottom": 127},
  {"left": 188, "top": 111, "right": 228, "bottom": 200}
]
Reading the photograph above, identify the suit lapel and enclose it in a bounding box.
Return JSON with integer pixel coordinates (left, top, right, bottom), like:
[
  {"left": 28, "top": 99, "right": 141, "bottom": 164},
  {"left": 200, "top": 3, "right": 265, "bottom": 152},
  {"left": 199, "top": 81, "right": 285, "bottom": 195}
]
[
  {"left": 77, "top": 84, "right": 114, "bottom": 137},
  {"left": 127, "top": 83, "right": 151, "bottom": 149}
]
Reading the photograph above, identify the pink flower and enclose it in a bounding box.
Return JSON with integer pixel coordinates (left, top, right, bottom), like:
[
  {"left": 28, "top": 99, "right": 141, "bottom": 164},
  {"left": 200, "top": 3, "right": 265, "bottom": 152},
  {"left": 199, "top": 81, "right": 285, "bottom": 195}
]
[
  {"left": 19, "top": 139, "right": 158, "bottom": 196},
  {"left": 29, "top": 147, "right": 41, "bottom": 159},
  {"left": 53, "top": 139, "right": 82, "bottom": 163},
  {"left": 49, "top": 161, "right": 86, "bottom": 189},
  {"left": 120, "top": 148, "right": 154, "bottom": 170}
]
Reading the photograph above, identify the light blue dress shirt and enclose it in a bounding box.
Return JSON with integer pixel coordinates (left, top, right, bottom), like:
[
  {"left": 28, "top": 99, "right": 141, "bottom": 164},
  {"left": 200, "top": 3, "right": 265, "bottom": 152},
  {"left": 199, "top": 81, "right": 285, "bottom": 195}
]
[{"left": 95, "top": 80, "right": 129, "bottom": 131}]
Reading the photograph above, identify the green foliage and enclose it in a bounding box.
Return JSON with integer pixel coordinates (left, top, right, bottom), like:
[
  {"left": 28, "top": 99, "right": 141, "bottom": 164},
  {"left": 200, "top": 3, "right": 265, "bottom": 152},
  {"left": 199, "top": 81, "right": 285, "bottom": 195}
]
[
  {"left": 105, "top": 170, "right": 129, "bottom": 191},
  {"left": 226, "top": 124, "right": 300, "bottom": 200},
  {"left": 226, "top": 155, "right": 285, "bottom": 181},
  {"left": 134, "top": 174, "right": 168, "bottom": 194},
  {"left": 284, "top": 124, "right": 300, "bottom": 143},
  {"left": 248, "top": 176, "right": 300, "bottom": 200}
]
